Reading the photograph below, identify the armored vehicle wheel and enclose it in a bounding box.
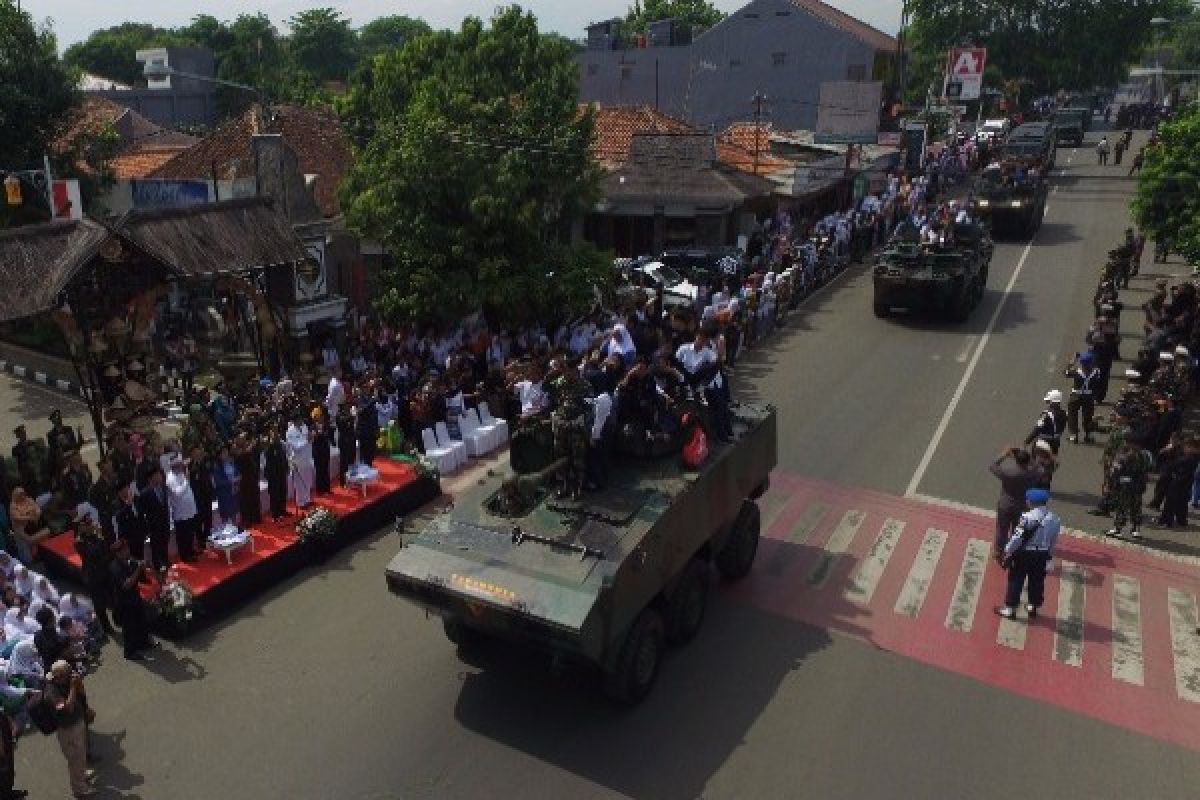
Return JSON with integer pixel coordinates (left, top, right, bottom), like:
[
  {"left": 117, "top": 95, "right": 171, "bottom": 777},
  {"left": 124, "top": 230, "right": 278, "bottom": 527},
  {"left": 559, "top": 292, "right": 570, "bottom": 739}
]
[
  {"left": 666, "top": 559, "right": 709, "bottom": 645},
  {"left": 873, "top": 302, "right": 890, "bottom": 319},
  {"left": 604, "top": 607, "right": 665, "bottom": 705},
  {"left": 716, "top": 500, "right": 761, "bottom": 581}
]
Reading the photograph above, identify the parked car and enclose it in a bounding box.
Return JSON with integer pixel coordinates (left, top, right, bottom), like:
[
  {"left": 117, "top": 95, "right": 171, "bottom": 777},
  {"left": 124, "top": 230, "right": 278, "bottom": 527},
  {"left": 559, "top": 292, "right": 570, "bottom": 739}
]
[{"left": 630, "top": 261, "right": 701, "bottom": 308}]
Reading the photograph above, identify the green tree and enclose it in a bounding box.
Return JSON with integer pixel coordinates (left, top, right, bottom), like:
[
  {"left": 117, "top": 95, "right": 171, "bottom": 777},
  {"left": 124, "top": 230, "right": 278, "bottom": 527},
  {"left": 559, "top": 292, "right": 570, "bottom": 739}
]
[
  {"left": 0, "top": 1, "right": 77, "bottom": 170},
  {"left": 62, "top": 22, "right": 180, "bottom": 86},
  {"left": 904, "top": 0, "right": 1191, "bottom": 104},
  {"left": 212, "top": 14, "right": 288, "bottom": 115},
  {"left": 625, "top": 0, "right": 725, "bottom": 35},
  {"left": 357, "top": 15, "right": 431, "bottom": 61},
  {"left": 1132, "top": 107, "right": 1200, "bottom": 266},
  {"left": 339, "top": 6, "right": 608, "bottom": 325},
  {"left": 288, "top": 8, "right": 357, "bottom": 84},
  {"left": 176, "top": 14, "right": 235, "bottom": 55}
]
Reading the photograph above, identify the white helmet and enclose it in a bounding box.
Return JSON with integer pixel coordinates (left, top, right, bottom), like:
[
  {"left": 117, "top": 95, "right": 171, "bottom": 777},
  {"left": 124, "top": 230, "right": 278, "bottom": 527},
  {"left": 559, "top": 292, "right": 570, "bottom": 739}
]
[{"left": 1044, "top": 389, "right": 1063, "bottom": 404}]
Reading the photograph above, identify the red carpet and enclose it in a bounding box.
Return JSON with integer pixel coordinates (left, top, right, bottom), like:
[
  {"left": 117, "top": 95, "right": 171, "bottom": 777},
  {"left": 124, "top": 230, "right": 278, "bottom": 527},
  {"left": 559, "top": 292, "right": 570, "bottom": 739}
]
[{"left": 41, "top": 459, "right": 424, "bottom": 600}]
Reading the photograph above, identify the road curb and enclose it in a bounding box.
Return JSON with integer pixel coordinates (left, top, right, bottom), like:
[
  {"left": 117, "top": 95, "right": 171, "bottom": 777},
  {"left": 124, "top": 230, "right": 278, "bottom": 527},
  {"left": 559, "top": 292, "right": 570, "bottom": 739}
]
[{"left": 0, "top": 357, "right": 84, "bottom": 399}]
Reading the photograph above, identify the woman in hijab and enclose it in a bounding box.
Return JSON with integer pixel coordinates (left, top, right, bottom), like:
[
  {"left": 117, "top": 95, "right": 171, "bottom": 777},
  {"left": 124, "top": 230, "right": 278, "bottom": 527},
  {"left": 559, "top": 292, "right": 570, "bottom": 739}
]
[
  {"left": 11, "top": 567, "right": 34, "bottom": 601},
  {"left": 8, "top": 488, "right": 49, "bottom": 564},
  {"left": 602, "top": 324, "right": 637, "bottom": 368},
  {"left": 5, "top": 638, "right": 44, "bottom": 686},
  {"left": 4, "top": 607, "right": 36, "bottom": 641},
  {"left": 32, "top": 576, "right": 60, "bottom": 610}
]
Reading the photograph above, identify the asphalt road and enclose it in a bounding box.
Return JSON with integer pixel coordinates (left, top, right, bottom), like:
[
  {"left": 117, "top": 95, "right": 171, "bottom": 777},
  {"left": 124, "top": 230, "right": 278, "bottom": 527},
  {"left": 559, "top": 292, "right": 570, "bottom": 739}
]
[{"left": 12, "top": 130, "right": 1200, "bottom": 799}]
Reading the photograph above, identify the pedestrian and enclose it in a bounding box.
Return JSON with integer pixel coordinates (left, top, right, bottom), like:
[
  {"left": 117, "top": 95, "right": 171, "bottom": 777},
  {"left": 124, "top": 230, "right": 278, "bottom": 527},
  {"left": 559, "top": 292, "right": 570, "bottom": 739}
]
[
  {"left": 1065, "top": 352, "right": 1101, "bottom": 443},
  {"left": 210, "top": 445, "right": 240, "bottom": 527},
  {"left": 989, "top": 447, "right": 1040, "bottom": 561},
  {"left": 1129, "top": 148, "right": 1144, "bottom": 176},
  {"left": 71, "top": 516, "right": 115, "bottom": 635},
  {"left": 164, "top": 456, "right": 198, "bottom": 563},
  {"left": 286, "top": 415, "right": 315, "bottom": 510},
  {"left": 1114, "top": 137, "right": 1126, "bottom": 165},
  {"left": 311, "top": 410, "right": 332, "bottom": 495},
  {"left": 234, "top": 433, "right": 262, "bottom": 527},
  {"left": 1031, "top": 440, "right": 1057, "bottom": 489},
  {"left": 135, "top": 467, "right": 170, "bottom": 573},
  {"left": 995, "top": 488, "right": 1061, "bottom": 620},
  {"left": 111, "top": 485, "right": 145, "bottom": 562},
  {"left": 187, "top": 447, "right": 213, "bottom": 550},
  {"left": 0, "top": 703, "right": 29, "bottom": 799},
  {"left": 1159, "top": 438, "right": 1200, "bottom": 529},
  {"left": 263, "top": 424, "right": 289, "bottom": 521},
  {"left": 1024, "top": 389, "right": 1067, "bottom": 454},
  {"left": 335, "top": 408, "right": 357, "bottom": 488},
  {"left": 1096, "top": 136, "right": 1109, "bottom": 165},
  {"left": 43, "top": 660, "right": 97, "bottom": 798},
  {"left": 108, "top": 539, "right": 152, "bottom": 661}
]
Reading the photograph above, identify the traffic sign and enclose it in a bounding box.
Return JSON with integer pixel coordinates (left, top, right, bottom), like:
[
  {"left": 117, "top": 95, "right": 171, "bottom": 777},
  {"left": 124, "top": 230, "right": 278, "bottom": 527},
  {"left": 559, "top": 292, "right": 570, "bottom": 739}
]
[{"left": 945, "top": 47, "right": 986, "bottom": 101}]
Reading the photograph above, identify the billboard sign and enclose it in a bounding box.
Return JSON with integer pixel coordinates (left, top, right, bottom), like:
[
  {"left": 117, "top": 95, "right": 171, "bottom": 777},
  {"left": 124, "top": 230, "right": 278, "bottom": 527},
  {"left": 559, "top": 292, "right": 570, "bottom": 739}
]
[
  {"left": 814, "top": 81, "right": 883, "bottom": 144},
  {"left": 945, "top": 47, "right": 986, "bottom": 101},
  {"left": 131, "top": 179, "right": 212, "bottom": 210}
]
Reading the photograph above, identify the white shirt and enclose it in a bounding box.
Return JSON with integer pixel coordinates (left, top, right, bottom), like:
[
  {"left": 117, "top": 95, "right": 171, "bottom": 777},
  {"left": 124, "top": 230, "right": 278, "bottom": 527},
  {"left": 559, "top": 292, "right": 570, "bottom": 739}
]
[
  {"left": 675, "top": 342, "right": 722, "bottom": 389},
  {"left": 287, "top": 423, "right": 314, "bottom": 464},
  {"left": 165, "top": 469, "right": 198, "bottom": 521},
  {"left": 325, "top": 376, "right": 345, "bottom": 414},
  {"left": 590, "top": 393, "right": 613, "bottom": 442}
]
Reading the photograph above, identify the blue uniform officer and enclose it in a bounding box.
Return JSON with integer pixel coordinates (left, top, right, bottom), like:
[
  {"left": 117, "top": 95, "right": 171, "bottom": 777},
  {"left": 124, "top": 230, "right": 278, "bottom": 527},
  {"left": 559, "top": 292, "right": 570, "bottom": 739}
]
[{"left": 996, "top": 488, "right": 1061, "bottom": 620}]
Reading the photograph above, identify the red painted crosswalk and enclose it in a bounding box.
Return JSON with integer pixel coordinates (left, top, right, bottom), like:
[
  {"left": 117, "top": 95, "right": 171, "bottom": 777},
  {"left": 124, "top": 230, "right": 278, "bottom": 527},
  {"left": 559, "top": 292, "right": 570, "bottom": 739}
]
[{"left": 727, "top": 474, "right": 1200, "bottom": 751}]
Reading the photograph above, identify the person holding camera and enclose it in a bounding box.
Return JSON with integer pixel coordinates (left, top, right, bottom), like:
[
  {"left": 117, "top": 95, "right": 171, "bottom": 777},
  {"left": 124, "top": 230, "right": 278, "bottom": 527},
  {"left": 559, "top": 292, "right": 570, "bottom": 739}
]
[
  {"left": 108, "top": 539, "right": 153, "bottom": 661},
  {"left": 989, "top": 446, "right": 1041, "bottom": 562},
  {"left": 995, "top": 489, "right": 1061, "bottom": 620},
  {"left": 43, "top": 660, "right": 97, "bottom": 798}
]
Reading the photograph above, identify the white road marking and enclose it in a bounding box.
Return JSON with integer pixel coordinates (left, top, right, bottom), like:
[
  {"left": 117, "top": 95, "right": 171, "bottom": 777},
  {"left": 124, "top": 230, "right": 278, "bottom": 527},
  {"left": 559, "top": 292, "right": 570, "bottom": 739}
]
[
  {"left": 895, "top": 528, "right": 947, "bottom": 618},
  {"left": 997, "top": 588, "right": 1029, "bottom": 650},
  {"left": 946, "top": 539, "right": 991, "bottom": 633},
  {"left": 955, "top": 335, "right": 977, "bottom": 364},
  {"left": 1167, "top": 588, "right": 1200, "bottom": 703},
  {"left": 846, "top": 518, "right": 905, "bottom": 605},
  {"left": 806, "top": 509, "right": 865, "bottom": 588},
  {"left": 905, "top": 231, "right": 1041, "bottom": 498},
  {"left": 1111, "top": 575, "right": 1145, "bottom": 686},
  {"left": 1053, "top": 561, "right": 1085, "bottom": 667}
]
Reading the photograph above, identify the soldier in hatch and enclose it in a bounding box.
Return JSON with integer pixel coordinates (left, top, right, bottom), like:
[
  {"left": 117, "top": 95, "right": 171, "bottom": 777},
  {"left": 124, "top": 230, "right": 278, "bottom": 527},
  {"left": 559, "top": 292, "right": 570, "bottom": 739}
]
[{"left": 548, "top": 356, "right": 593, "bottom": 500}]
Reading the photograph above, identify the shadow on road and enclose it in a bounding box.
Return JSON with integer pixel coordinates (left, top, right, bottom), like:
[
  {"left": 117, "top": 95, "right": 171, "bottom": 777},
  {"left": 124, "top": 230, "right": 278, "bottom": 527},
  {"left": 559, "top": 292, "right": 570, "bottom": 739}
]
[{"left": 451, "top": 540, "right": 867, "bottom": 800}]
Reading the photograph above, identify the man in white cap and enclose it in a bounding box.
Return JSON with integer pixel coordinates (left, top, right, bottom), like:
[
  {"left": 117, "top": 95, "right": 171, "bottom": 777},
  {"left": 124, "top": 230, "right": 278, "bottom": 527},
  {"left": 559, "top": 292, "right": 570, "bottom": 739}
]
[{"left": 1025, "top": 389, "right": 1067, "bottom": 454}]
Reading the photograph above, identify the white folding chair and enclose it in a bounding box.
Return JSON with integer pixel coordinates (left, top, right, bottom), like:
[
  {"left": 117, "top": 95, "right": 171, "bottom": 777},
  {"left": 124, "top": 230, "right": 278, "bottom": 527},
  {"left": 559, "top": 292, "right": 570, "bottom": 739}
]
[
  {"left": 434, "top": 421, "right": 468, "bottom": 469},
  {"left": 479, "top": 401, "right": 510, "bottom": 446},
  {"left": 420, "top": 428, "right": 458, "bottom": 474},
  {"left": 458, "top": 411, "right": 492, "bottom": 458},
  {"left": 469, "top": 407, "right": 501, "bottom": 451}
]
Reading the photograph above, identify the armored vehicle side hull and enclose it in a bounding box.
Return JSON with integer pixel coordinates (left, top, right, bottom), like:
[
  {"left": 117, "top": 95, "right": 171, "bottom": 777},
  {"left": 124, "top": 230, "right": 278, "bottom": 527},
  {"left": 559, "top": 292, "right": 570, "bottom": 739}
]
[{"left": 385, "top": 404, "right": 777, "bottom": 703}]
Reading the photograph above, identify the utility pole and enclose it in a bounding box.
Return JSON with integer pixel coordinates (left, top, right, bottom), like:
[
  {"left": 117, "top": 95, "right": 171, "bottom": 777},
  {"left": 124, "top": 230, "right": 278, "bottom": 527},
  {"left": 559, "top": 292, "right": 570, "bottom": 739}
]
[{"left": 752, "top": 91, "right": 767, "bottom": 174}]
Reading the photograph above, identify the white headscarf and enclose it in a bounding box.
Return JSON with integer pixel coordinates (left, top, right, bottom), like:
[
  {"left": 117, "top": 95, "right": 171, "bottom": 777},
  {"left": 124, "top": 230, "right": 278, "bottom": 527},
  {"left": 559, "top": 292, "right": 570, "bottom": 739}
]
[
  {"left": 5, "top": 639, "right": 42, "bottom": 683},
  {"left": 3, "top": 608, "right": 34, "bottom": 641},
  {"left": 12, "top": 567, "right": 34, "bottom": 599},
  {"left": 27, "top": 599, "right": 56, "bottom": 625},
  {"left": 608, "top": 324, "right": 635, "bottom": 357}
]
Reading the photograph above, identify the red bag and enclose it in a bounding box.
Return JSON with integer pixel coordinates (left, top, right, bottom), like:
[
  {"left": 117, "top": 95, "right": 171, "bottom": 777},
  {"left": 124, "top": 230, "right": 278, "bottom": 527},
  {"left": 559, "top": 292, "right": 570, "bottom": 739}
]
[{"left": 681, "top": 424, "right": 709, "bottom": 469}]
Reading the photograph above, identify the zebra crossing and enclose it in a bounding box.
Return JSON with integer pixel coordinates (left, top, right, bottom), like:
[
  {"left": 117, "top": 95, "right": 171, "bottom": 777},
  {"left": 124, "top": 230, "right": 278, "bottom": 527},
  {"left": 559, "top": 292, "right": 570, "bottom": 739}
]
[{"left": 731, "top": 474, "right": 1200, "bottom": 752}]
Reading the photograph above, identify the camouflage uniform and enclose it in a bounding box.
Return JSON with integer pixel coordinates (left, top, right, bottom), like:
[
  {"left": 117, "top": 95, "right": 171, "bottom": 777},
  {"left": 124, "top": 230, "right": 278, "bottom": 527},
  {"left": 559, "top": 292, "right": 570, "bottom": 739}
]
[
  {"left": 1110, "top": 446, "right": 1149, "bottom": 534},
  {"left": 550, "top": 372, "right": 593, "bottom": 496},
  {"left": 1096, "top": 424, "right": 1127, "bottom": 514}
]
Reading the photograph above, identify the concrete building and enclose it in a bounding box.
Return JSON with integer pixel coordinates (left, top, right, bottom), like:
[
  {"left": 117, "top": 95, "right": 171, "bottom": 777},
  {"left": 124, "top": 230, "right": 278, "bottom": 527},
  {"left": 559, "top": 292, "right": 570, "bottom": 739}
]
[
  {"left": 86, "top": 46, "right": 218, "bottom": 129},
  {"left": 577, "top": 0, "right": 896, "bottom": 131}
]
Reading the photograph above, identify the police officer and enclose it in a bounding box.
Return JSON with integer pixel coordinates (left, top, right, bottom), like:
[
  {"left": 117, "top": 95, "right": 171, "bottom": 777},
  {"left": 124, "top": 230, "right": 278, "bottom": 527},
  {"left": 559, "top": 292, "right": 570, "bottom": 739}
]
[
  {"left": 995, "top": 488, "right": 1061, "bottom": 620},
  {"left": 1065, "top": 352, "right": 1101, "bottom": 443},
  {"left": 1106, "top": 443, "right": 1150, "bottom": 539},
  {"left": 1025, "top": 389, "right": 1067, "bottom": 454}
]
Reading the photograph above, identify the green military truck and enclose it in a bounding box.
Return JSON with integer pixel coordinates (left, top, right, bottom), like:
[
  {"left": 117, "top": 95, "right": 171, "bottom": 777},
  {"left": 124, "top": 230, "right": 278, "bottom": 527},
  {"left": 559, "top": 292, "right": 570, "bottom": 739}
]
[
  {"left": 974, "top": 161, "right": 1049, "bottom": 238},
  {"left": 1051, "top": 108, "right": 1088, "bottom": 147},
  {"left": 385, "top": 404, "right": 777, "bottom": 704},
  {"left": 872, "top": 233, "right": 990, "bottom": 322}
]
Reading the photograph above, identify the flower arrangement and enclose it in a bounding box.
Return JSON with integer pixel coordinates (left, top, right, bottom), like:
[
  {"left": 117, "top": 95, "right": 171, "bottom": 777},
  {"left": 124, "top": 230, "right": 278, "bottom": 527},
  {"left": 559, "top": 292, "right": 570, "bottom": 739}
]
[
  {"left": 297, "top": 507, "right": 339, "bottom": 545},
  {"left": 415, "top": 455, "right": 440, "bottom": 483},
  {"left": 152, "top": 569, "right": 196, "bottom": 631}
]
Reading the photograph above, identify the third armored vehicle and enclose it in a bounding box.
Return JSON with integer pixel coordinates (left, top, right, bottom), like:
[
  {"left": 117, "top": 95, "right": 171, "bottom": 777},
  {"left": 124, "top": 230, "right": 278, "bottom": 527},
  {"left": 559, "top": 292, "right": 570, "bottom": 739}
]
[
  {"left": 872, "top": 226, "right": 991, "bottom": 321},
  {"left": 386, "top": 404, "right": 777, "bottom": 704}
]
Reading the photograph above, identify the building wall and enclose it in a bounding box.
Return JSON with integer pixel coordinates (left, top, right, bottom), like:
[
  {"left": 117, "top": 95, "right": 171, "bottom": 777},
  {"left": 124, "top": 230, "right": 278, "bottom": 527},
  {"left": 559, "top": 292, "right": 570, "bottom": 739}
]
[{"left": 577, "top": 0, "right": 881, "bottom": 130}]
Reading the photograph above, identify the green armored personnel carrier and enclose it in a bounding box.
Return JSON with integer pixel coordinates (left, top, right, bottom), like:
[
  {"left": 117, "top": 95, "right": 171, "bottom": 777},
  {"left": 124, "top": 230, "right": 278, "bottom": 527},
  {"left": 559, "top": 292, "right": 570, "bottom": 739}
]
[
  {"left": 974, "top": 162, "right": 1048, "bottom": 238},
  {"left": 872, "top": 230, "right": 990, "bottom": 322},
  {"left": 385, "top": 404, "right": 777, "bottom": 704}
]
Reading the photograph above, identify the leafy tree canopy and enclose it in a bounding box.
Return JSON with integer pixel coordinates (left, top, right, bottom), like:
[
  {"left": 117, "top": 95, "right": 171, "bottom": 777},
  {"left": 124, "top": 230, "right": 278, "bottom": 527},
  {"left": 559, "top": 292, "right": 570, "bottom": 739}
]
[
  {"left": 339, "top": 5, "right": 608, "bottom": 326},
  {"left": 287, "top": 7, "right": 357, "bottom": 84},
  {"left": 1132, "top": 107, "right": 1200, "bottom": 266},
  {"left": 625, "top": 0, "right": 725, "bottom": 35},
  {"left": 904, "top": 0, "right": 1192, "bottom": 104},
  {"left": 357, "top": 15, "right": 432, "bottom": 61}
]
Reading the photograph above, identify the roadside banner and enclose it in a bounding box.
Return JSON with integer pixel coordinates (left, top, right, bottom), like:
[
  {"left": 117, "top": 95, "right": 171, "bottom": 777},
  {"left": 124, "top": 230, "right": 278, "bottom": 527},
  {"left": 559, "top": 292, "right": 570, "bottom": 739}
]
[{"left": 944, "top": 47, "right": 987, "bottom": 101}]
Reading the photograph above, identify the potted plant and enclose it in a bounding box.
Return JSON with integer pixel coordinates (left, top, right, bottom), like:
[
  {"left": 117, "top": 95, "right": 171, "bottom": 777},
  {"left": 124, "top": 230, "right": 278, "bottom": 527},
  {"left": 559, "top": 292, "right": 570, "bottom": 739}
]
[{"left": 297, "top": 507, "right": 339, "bottom": 559}]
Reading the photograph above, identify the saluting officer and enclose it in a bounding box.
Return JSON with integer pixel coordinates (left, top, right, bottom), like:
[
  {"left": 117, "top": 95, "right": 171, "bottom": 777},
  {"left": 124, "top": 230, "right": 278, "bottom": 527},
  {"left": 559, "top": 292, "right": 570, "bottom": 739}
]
[
  {"left": 1064, "top": 352, "right": 1101, "bottom": 443},
  {"left": 995, "top": 488, "right": 1062, "bottom": 620},
  {"left": 1025, "top": 389, "right": 1067, "bottom": 454}
]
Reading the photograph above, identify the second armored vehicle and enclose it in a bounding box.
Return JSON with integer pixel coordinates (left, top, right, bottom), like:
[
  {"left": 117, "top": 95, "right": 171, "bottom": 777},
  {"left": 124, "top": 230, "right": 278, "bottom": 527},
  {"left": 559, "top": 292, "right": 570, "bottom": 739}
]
[{"left": 872, "top": 229, "right": 991, "bottom": 321}]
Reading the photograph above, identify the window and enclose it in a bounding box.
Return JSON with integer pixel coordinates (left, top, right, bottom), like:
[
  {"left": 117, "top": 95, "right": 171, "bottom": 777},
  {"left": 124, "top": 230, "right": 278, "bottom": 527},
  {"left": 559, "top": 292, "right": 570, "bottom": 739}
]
[
  {"left": 729, "top": 59, "right": 742, "bottom": 69},
  {"left": 586, "top": 64, "right": 598, "bottom": 76},
  {"left": 772, "top": 52, "right": 787, "bottom": 67},
  {"left": 847, "top": 64, "right": 867, "bottom": 81},
  {"left": 621, "top": 66, "right": 633, "bottom": 80}
]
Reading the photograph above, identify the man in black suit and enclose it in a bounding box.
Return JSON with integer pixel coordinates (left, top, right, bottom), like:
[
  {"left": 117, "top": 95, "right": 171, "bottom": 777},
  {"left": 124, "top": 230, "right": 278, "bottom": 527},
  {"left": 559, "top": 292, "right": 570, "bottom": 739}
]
[
  {"left": 136, "top": 467, "right": 171, "bottom": 572},
  {"left": 113, "top": 484, "right": 146, "bottom": 561}
]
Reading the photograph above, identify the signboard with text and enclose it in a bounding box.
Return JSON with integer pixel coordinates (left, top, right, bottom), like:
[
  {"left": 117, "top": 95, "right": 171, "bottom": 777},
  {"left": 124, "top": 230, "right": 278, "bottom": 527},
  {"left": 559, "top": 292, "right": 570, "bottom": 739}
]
[
  {"left": 814, "top": 80, "right": 883, "bottom": 145},
  {"left": 131, "top": 179, "right": 211, "bottom": 210},
  {"left": 944, "top": 47, "right": 987, "bottom": 101}
]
